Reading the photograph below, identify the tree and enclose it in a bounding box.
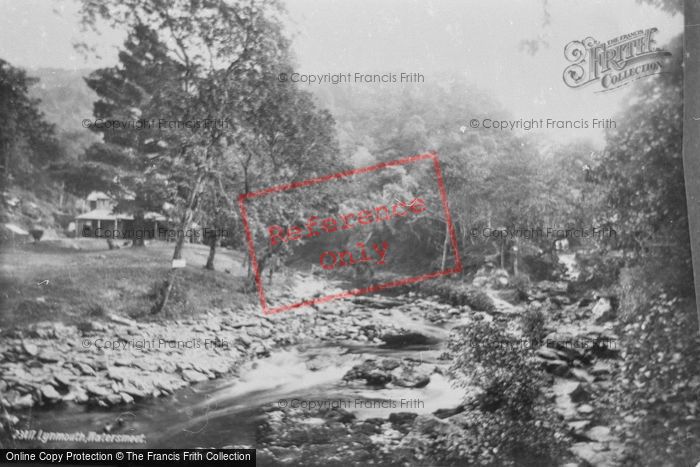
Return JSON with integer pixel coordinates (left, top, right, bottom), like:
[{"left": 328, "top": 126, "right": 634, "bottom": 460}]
[
  {"left": 597, "top": 35, "right": 690, "bottom": 293},
  {"left": 78, "top": 0, "right": 339, "bottom": 311},
  {"left": 593, "top": 34, "right": 699, "bottom": 466},
  {"left": 0, "top": 59, "right": 63, "bottom": 189}
]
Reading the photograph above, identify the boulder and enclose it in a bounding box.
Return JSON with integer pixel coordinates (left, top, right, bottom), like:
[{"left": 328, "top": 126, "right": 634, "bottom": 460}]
[
  {"left": 380, "top": 332, "right": 437, "bottom": 348},
  {"left": 586, "top": 425, "right": 614, "bottom": 443},
  {"left": 536, "top": 347, "right": 560, "bottom": 360},
  {"left": 591, "top": 361, "right": 613, "bottom": 379},
  {"left": 389, "top": 412, "right": 418, "bottom": 430},
  {"left": 390, "top": 363, "right": 433, "bottom": 388},
  {"left": 592, "top": 298, "right": 615, "bottom": 323},
  {"left": 409, "top": 414, "right": 462, "bottom": 438},
  {"left": 12, "top": 393, "right": 35, "bottom": 410},
  {"left": 37, "top": 350, "right": 62, "bottom": 363},
  {"left": 570, "top": 442, "right": 609, "bottom": 465},
  {"left": 40, "top": 384, "right": 62, "bottom": 402},
  {"left": 344, "top": 360, "right": 391, "bottom": 386},
  {"left": 182, "top": 369, "right": 209, "bottom": 383},
  {"left": 85, "top": 383, "right": 110, "bottom": 398},
  {"left": 570, "top": 368, "right": 595, "bottom": 384},
  {"left": 22, "top": 341, "right": 39, "bottom": 357},
  {"left": 568, "top": 420, "right": 592, "bottom": 437},
  {"left": 542, "top": 359, "right": 570, "bottom": 377},
  {"left": 74, "top": 362, "right": 96, "bottom": 376},
  {"left": 569, "top": 384, "right": 592, "bottom": 403}
]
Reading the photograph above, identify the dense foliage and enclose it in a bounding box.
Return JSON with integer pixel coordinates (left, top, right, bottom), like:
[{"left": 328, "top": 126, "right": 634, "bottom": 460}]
[
  {"left": 0, "top": 60, "right": 64, "bottom": 189},
  {"left": 444, "top": 321, "right": 568, "bottom": 466}
]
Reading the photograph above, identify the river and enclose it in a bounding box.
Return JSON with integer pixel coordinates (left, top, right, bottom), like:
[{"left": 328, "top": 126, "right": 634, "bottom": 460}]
[{"left": 7, "top": 298, "right": 466, "bottom": 451}]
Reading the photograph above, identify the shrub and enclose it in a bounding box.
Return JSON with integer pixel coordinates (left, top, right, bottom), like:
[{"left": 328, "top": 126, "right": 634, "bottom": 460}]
[
  {"left": 29, "top": 229, "right": 44, "bottom": 242},
  {"left": 570, "top": 251, "right": 623, "bottom": 294},
  {"left": 521, "top": 307, "right": 546, "bottom": 343},
  {"left": 416, "top": 280, "right": 496, "bottom": 312},
  {"left": 615, "top": 293, "right": 700, "bottom": 466},
  {"left": 511, "top": 273, "right": 531, "bottom": 301},
  {"left": 147, "top": 275, "right": 190, "bottom": 316},
  {"left": 442, "top": 321, "right": 569, "bottom": 465}
]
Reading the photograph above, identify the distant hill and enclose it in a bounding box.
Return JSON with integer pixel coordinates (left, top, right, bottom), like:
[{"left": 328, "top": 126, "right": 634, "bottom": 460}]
[
  {"left": 28, "top": 68, "right": 96, "bottom": 131},
  {"left": 27, "top": 68, "right": 101, "bottom": 154}
]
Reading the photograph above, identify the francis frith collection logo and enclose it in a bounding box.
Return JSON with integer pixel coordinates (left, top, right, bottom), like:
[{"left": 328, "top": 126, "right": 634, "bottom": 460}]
[{"left": 563, "top": 27, "right": 671, "bottom": 92}]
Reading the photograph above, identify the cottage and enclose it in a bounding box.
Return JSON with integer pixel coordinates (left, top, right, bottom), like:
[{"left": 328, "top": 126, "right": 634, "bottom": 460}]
[{"left": 75, "top": 192, "right": 166, "bottom": 239}]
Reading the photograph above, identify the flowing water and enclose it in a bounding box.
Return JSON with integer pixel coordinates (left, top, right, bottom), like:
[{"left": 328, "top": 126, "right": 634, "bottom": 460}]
[{"left": 7, "top": 303, "right": 465, "bottom": 449}]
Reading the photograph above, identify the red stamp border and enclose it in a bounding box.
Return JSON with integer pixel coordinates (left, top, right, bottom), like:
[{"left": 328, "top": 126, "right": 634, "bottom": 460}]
[{"left": 237, "top": 151, "right": 462, "bottom": 315}]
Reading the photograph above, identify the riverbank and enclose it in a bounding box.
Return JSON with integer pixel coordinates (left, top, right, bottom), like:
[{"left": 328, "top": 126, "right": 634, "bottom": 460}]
[{"left": 0, "top": 275, "right": 428, "bottom": 426}]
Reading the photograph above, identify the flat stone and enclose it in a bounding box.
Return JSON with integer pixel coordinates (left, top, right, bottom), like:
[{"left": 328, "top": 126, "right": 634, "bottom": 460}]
[
  {"left": 120, "top": 384, "right": 148, "bottom": 399},
  {"left": 577, "top": 404, "right": 594, "bottom": 415},
  {"left": 570, "top": 384, "right": 592, "bottom": 403},
  {"left": 586, "top": 425, "right": 614, "bottom": 443},
  {"left": 237, "top": 334, "right": 253, "bottom": 347},
  {"left": 22, "top": 341, "right": 39, "bottom": 357},
  {"left": 570, "top": 442, "right": 609, "bottom": 465},
  {"left": 53, "top": 373, "right": 73, "bottom": 388},
  {"left": 571, "top": 368, "right": 595, "bottom": 383},
  {"left": 62, "top": 386, "right": 88, "bottom": 403},
  {"left": 85, "top": 383, "right": 110, "bottom": 397},
  {"left": 40, "top": 384, "right": 62, "bottom": 401},
  {"left": 37, "top": 350, "right": 62, "bottom": 363},
  {"left": 555, "top": 395, "right": 579, "bottom": 420},
  {"left": 12, "top": 394, "right": 35, "bottom": 410},
  {"left": 181, "top": 369, "right": 209, "bottom": 383},
  {"left": 568, "top": 420, "right": 592, "bottom": 434},
  {"left": 120, "top": 392, "right": 134, "bottom": 404},
  {"left": 591, "top": 361, "right": 613, "bottom": 377},
  {"left": 553, "top": 380, "right": 581, "bottom": 397},
  {"left": 543, "top": 359, "right": 570, "bottom": 377},
  {"left": 536, "top": 347, "right": 560, "bottom": 360},
  {"left": 106, "top": 393, "right": 122, "bottom": 405},
  {"left": 75, "top": 362, "right": 96, "bottom": 376},
  {"left": 390, "top": 363, "right": 433, "bottom": 388}
]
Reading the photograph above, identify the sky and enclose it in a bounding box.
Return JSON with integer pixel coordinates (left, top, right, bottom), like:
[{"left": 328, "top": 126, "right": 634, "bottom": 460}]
[{"left": 0, "top": 0, "right": 684, "bottom": 146}]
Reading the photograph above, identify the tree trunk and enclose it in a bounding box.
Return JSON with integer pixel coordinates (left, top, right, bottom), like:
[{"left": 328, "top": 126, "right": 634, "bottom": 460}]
[
  {"left": 268, "top": 254, "right": 275, "bottom": 284},
  {"left": 441, "top": 222, "right": 449, "bottom": 270},
  {"left": 500, "top": 240, "right": 505, "bottom": 269},
  {"left": 172, "top": 230, "right": 187, "bottom": 259},
  {"left": 152, "top": 173, "right": 204, "bottom": 315},
  {"left": 152, "top": 233, "right": 187, "bottom": 315},
  {"left": 132, "top": 211, "right": 146, "bottom": 247},
  {"left": 205, "top": 234, "right": 217, "bottom": 270}
]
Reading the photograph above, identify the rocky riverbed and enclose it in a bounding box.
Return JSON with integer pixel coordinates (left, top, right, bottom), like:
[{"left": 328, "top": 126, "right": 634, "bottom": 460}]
[
  {"left": 254, "top": 277, "right": 627, "bottom": 466},
  {"left": 0, "top": 276, "right": 405, "bottom": 415},
  {"left": 1, "top": 268, "right": 626, "bottom": 466}
]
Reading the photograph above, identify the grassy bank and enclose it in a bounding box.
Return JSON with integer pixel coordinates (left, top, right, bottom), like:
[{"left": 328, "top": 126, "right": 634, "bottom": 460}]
[{"left": 0, "top": 239, "right": 256, "bottom": 330}]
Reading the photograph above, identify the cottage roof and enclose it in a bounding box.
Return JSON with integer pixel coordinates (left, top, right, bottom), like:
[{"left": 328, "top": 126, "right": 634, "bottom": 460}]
[
  {"left": 76, "top": 209, "right": 166, "bottom": 222},
  {"left": 86, "top": 191, "right": 111, "bottom": 202},
  {"left": 76, "top": 209, "right": 130, "bottom": 221}
]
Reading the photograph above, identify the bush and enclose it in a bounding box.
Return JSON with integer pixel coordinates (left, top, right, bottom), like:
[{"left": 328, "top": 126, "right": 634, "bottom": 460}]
[
  {"left": 520, "top": 254, "right": 562, "bottom": 281},
  {"left": 29, "top": 228, "right": 44, "bottom": 242},
  {"left": 147, "top": 275, "right": 191, "bottom": 316},
  {"left": 416, "top": 280, "right": 496, "bottom": 312},
  {"left": 441, "top": 321, "right": 569, "bottom": 465},
  {"left": 511, "top": 273, "right": 531, "bottom": 301},
  {"left": 615, "top": 293, "right": 700, "bottom": 466},
  {"left": 521, "top": 307, "right": 546, "bottom": 343},
  {"left": 569, "top": 250, "right": 623, "bottom": 294}
]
